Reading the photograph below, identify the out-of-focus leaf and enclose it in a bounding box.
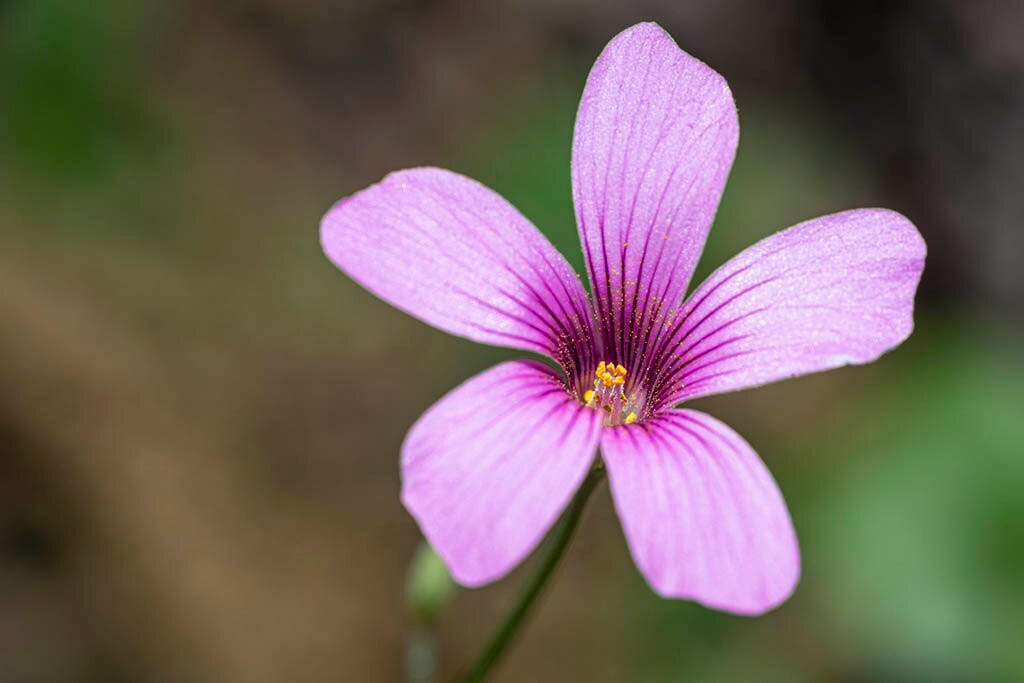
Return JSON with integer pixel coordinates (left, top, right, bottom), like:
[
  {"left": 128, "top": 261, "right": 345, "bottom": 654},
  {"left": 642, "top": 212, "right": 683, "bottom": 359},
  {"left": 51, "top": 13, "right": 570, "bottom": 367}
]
[{"left": 809, "top": 322, "right": 1024, "bottom": 680}]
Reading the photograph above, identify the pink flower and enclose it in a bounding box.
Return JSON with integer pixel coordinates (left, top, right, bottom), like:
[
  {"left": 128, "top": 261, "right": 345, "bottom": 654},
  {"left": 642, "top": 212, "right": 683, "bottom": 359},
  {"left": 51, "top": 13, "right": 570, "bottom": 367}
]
[{"left": 321, "top": 22, "right": 925, "bottom": 615}]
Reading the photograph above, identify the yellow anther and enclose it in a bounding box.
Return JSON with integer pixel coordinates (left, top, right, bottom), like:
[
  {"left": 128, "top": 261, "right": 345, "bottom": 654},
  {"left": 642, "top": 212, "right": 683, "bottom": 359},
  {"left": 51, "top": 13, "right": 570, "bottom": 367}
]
[{"left": 585, "top": 362, "right": 638, "bottom": 422}]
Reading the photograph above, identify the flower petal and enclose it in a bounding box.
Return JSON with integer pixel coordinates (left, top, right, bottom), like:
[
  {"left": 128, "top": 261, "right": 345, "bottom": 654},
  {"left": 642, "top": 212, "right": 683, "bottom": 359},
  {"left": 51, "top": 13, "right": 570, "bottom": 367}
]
[
  {"left": 321, "top": 168, "right": 595, "bottom": 372},
  {"left": 651, "top": 209, "right": 926, "bottom": 405},
  {"left": 572, "top": 22, "right": 738, "bottom": 365},
  {"left": 402, "top": 360, "right": 602, "bottom": 586},
  {"left": 601, "top": 410, "right": 799, "bottom": 615}
]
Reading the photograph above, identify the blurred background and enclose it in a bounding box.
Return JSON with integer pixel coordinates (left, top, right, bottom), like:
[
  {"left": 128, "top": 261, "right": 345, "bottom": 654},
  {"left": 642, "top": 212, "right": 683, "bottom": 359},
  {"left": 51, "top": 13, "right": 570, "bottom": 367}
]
[{"left": 2, "top": 0, "right": 1022, "bottom": 681}]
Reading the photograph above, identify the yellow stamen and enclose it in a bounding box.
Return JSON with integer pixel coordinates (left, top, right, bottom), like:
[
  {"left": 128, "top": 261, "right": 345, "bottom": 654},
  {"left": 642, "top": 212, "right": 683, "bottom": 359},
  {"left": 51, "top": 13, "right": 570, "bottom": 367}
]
[{"left": 583, "top": 362, "right": 639, "bottom": 426}]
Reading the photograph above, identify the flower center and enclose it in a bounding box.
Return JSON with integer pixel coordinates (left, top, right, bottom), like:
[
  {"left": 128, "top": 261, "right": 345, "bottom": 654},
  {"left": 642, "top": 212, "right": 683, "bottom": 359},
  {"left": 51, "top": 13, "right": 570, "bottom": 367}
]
[{"left": 583, "top": 361, "right": 639, "bottom": 426}]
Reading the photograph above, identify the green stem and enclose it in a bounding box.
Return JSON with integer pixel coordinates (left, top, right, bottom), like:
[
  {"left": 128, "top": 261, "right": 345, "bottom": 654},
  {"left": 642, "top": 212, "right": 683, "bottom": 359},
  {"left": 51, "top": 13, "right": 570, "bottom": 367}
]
[
  {"left": 456, "top": 464, "right": 605, "bottom": 683},
  {"left": 406, "top": 622, "right": 438, "bottom": 683}
]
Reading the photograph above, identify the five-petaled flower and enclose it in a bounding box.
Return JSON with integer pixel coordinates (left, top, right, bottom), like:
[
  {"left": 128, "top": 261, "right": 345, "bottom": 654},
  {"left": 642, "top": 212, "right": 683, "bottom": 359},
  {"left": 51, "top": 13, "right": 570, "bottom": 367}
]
[{"left": 321, "top": 22, "right": 925, "bottom": 615}]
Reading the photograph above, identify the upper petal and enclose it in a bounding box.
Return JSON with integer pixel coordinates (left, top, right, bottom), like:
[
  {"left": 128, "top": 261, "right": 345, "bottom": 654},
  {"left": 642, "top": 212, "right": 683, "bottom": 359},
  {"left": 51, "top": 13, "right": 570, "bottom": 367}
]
[
  {"left": 402, "top": 360, "right": 602, "bottom": 586},
  {"left": 649, "top": 209, "right": 926, "bottom": 406},
  {"left": 572, "top": 22, "right": 738, "bottom": 366},
  {"left": 601, "top": 410, "right": 799, "bottom": 615},
  {"left": 321, "top": 168, "right": 596, "bottom": 373}
]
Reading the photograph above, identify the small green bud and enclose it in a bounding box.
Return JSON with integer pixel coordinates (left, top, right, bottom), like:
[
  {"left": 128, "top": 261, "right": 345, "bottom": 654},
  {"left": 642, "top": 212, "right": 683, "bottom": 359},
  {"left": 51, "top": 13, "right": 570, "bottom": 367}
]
[{"left": 405, "top": 541, "right": 456, "bottom": 622}]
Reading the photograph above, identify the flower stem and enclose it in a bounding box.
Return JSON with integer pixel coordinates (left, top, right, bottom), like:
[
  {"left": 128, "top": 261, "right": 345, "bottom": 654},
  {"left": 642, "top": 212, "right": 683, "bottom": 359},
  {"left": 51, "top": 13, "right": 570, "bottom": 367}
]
[
  {"left": 456, "top": 463, "right": 605, "bottom": 683},
  {"left": 406, "top": 622, "right": 439, "bottom": 683}
]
